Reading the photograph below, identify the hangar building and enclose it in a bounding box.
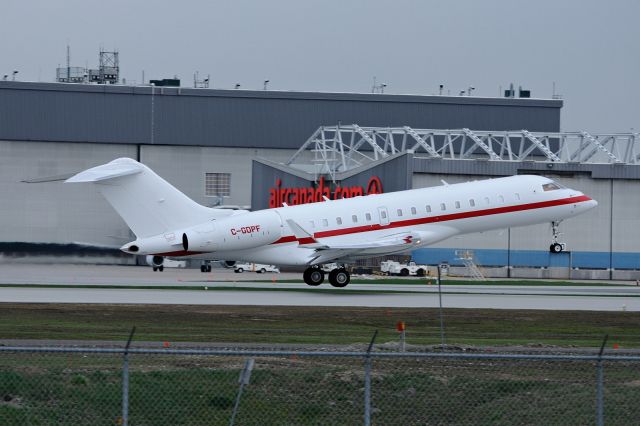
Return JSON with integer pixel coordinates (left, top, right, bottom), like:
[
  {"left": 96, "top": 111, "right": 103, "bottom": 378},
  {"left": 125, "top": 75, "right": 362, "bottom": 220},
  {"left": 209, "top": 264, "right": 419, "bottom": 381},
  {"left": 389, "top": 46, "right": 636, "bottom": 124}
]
[{"left": 1, "top": 81, "right": 637, "bottom": 279}]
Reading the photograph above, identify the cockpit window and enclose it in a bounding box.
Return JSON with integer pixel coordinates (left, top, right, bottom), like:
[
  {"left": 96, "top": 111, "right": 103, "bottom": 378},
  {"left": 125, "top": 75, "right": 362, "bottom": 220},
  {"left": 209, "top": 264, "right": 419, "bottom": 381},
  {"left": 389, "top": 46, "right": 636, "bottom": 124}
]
[{"left": 542, "top": 182, "right": 563, "bottom": 191}]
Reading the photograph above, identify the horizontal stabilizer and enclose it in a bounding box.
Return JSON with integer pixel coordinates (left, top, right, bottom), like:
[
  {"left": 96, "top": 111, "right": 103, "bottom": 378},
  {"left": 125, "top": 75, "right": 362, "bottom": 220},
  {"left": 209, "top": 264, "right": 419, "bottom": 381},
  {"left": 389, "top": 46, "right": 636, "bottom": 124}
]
[{"left": 66, "top": 158, "right": 143, "bottom": 183}]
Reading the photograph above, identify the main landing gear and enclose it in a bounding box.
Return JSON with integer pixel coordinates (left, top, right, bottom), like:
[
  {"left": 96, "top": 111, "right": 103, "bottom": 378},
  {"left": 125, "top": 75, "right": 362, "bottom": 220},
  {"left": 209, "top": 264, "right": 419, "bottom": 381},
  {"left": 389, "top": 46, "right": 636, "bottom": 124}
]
[
  {"left": 200, "top": 261, "right": 212, "bottom": 273},
  {"left": 303, "top": 266, "right": 350, "bottom": 288},
  {"left": 549, "top": 221, "right": 566, "bottom": 253}
]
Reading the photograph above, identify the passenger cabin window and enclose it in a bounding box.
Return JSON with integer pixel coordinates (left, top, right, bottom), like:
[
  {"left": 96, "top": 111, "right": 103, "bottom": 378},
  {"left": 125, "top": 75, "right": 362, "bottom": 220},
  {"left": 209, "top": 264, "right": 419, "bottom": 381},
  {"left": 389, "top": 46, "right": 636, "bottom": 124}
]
[
  {"left": 322, "top": 219, "right": 328, "bottom": 227},
  {"left": 484, "top": 197, "right": 490, "bottom": 205},
  {"left": 455, "top": 201, "right": 461, "bottom": 209},
  {"left": 543, "top": 182, "right": 562, "bottom": 191},
  {"left": 309, "top": 220, "right": 315, "bottom": 228},
  {"left": 411, "top": 207, "right": 417, "bottom": 215},
  {"left": 515, "top": 193, "right": 521, "bottom": 201},
  {"left": 498, "top": 195, "right": 505, "bottom": 203},
  {"left": 469, "top": 199, "right": 476, "bottom": 207},
  {"left": 440, "top": 203, "right": 446, "bottom": 211},
  {"left": 426, "top": 205, "right": 432, "bottom": 213},
  {"left": 397, "top": 209, "right": 403, "bottom": 217},
  {"left": 352, "top": 215, "right": 358, "bottom": 223},
  {"left": 380, "top": 211, "right": 387, "bottom": 219},
  {"left": 336, "top": 217, "right": 342, "bottom": 225},
  {"left": 365, "top": 213, "right": 372, "bottom": 221}
]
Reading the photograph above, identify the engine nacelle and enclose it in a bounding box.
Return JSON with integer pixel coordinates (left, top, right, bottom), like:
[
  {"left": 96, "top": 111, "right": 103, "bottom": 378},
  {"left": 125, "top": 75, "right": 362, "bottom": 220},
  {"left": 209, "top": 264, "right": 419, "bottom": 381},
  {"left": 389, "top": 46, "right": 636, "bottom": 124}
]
[
  {"left": 121, "top": 210, "right": 283, "bottom": 256},
  {"left": 182, "top": 210, "right": 282, "bottom": 252}
]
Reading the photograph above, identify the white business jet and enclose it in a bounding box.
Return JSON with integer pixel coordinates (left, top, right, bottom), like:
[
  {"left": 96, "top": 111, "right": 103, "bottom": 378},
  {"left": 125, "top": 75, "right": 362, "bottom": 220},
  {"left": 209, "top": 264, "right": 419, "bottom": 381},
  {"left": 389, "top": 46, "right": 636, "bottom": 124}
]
[{"left": 67, "top": 158, "right": 597, "bottom": 287}]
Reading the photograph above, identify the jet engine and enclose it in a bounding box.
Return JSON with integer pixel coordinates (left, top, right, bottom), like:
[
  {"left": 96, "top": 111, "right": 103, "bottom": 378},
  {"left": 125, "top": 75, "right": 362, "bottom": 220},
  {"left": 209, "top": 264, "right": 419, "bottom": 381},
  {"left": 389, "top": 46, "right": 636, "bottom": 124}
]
[
  {"left": 121, "top": 210, "right": 283, "bottom": 256},
  {"left": 181, "top": 209, "right": 283, "bottom": 252}
]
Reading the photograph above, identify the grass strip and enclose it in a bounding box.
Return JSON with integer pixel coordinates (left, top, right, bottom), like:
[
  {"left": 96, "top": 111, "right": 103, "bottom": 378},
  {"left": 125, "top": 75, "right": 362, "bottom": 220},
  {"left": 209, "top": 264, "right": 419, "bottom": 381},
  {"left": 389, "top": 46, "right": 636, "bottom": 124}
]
[{"left": 0, "top": 303, "right": 638, "bottom": 348}]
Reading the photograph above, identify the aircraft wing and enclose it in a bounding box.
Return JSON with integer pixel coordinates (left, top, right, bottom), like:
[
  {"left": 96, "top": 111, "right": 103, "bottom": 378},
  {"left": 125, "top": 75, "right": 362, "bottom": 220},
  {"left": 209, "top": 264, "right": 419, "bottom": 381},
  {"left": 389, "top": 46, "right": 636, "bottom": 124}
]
[{"left": 286, "top": 219, "right": 454, "bottom": 265}]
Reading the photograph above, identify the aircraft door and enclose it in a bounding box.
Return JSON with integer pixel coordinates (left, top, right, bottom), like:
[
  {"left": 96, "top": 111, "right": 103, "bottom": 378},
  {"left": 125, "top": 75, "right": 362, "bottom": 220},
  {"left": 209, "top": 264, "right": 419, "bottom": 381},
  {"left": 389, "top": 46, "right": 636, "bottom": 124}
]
[{"left": 377, "top": 206, "right": 390, "bottom": 226}]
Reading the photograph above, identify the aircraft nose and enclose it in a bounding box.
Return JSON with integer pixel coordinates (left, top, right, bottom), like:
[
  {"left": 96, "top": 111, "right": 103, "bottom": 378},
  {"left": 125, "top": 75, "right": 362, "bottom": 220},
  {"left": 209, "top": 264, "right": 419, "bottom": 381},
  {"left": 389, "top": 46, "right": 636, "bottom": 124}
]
[{"left": 584, "top": 196, "right": 598, "bottom": 210}]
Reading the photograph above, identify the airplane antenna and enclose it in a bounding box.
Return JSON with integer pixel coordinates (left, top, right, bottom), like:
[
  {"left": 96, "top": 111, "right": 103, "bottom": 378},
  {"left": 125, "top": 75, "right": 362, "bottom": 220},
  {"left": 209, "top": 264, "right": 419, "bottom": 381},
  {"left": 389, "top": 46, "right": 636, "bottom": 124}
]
[{"left": 440, "top": 180, "right": 449, "bottom": 186}]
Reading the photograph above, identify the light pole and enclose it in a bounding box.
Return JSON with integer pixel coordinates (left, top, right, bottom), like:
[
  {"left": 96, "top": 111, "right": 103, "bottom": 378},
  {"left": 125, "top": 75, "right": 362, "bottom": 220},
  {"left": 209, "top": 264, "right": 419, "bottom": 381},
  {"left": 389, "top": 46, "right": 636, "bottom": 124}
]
[
  {"left": 437, "top": 264, "right": 446, "bottom": 350},
  {"left": 150, "top": 83, "right": 155, "bottom": 145}
]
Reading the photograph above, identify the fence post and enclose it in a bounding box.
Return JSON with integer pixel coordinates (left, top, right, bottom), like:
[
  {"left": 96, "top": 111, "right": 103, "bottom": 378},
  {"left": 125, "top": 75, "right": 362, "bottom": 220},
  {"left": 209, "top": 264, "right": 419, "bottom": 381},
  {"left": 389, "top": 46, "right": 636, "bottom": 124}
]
[
  {"left": 230, "top": 358, "right": 255, "bottom": 426},
  {"left": 596, "top": 334, "right": 608, "bottom": 426},
  {"left": 122, "top": 327, "right": 136, "bottom": 426},
  {"left": 364, "top": 330, "right": 378, "bottom": 426}
]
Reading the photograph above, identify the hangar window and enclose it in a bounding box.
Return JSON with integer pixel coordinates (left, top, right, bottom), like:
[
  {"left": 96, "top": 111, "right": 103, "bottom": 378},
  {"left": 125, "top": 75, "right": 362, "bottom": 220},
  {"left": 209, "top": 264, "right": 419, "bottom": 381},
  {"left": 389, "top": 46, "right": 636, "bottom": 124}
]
[
  {"left": 469, "top": 199, "right": 476, "bottom": 207},
  {"left": 440, "top": 203, "right": 446, "bottom": 211},
  {"left": 411, "top": 207, "right": 417, "bottom": 215},
  {"left": 397, "top": 209, "right": 403, "bottom": 217},
  {"left": 322, "top": 219, "right": 328, "bottom": 227},
  {"left": 205, "top": 173, "right": 231, "bottom": 197},
  {"left": 365, "top": 213, "right": 372, "bottom": 221},
  {"left": 455, "top": 201, "right": 461, "bottom": 209},
  {"left": 352, "top": 215, "right": 358, "bottom": 223},
  {"left": 336, "top": 217, "right": 343, "bottom": 225},
  {"left": 426, "top": 205, "right": 432, "bottom": 213}
]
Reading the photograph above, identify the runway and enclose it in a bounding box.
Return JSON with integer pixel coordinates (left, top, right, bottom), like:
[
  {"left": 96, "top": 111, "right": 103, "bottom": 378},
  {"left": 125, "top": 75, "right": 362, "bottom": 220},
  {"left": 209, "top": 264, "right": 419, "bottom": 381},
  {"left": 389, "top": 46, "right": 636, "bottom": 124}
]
[{"left": 0, "top": 264, "right": 639, "bottom": 311}]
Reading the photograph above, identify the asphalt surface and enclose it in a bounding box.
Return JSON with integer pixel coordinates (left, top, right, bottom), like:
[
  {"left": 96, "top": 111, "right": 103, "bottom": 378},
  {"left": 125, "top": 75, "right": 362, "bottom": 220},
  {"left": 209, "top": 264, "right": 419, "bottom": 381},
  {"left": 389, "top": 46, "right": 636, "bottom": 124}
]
[{"left": 0, "top": 263, "right": 639, "bottom": 311}]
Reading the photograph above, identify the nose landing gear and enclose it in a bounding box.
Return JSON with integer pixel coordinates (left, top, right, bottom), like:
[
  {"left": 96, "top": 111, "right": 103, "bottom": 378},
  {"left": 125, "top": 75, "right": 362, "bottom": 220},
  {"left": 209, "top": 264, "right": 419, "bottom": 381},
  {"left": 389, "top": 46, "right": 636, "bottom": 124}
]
[{"left": 549, "top": 221, "right": 566, "bottom": 253}]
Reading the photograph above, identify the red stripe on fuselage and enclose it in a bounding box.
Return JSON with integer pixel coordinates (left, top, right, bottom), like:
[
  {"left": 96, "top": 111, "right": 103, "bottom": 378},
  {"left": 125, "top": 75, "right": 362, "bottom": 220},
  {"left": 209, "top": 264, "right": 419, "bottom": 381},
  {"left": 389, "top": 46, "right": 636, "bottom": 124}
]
[{"left": 273, "top": 195, "right": 592, "bottom": 244}]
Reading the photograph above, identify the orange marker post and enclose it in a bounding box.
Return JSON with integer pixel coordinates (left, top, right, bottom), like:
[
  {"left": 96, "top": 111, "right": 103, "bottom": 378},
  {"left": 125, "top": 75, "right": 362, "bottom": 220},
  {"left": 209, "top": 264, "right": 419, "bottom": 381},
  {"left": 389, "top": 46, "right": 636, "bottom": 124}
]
[{"left": 396, "top": 321, "right": 406, "bottom": 352}]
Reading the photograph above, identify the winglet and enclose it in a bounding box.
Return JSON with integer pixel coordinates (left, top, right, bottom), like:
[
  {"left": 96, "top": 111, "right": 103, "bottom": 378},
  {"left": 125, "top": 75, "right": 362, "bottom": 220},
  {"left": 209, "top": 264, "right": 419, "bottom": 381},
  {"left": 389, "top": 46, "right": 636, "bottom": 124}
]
[{"left": 285, "top": 219, "right": 327, "bottom": 248}]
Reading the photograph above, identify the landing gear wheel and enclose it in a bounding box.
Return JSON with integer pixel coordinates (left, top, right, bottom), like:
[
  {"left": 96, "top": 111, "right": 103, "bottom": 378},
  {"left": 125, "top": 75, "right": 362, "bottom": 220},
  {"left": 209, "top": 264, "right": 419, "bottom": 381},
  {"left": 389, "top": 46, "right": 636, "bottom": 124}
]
[
  {"left": 158, "top": 265, "right": 164, "bottom": 272},
  {"left": 549, "top": 221, "right": 565, "bottom": 254},
  {"left": 329, "top": 268, "right": 350, "bottom": 288},
  {"left": 550, "top": 243, "right": 563, "bottom": 253},
  {"left": 303, "top": 267, "right": 324, "bottom": 286},
  {"left": 152, "top": 267, "right": 158, "bottom": 272},
  {"left": 200, "top": 265, "right": 206, "bottom": 273},
  {"left": 207, "top": 265, "right": 212, "bottom": 272}
]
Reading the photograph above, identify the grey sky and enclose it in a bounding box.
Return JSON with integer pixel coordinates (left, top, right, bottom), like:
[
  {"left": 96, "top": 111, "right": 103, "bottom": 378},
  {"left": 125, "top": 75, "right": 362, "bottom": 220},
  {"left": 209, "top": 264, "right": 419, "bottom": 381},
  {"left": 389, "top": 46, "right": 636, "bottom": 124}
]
[{"left": 1, "top": 0, "right": 638, "bottom": 132}]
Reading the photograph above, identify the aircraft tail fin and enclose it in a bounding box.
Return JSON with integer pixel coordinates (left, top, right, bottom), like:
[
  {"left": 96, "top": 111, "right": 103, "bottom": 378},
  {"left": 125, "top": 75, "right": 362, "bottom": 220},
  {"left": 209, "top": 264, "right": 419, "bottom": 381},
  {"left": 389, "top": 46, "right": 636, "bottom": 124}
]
[{"left": 66, "top": 158, "right": 232, "bottom": 238}]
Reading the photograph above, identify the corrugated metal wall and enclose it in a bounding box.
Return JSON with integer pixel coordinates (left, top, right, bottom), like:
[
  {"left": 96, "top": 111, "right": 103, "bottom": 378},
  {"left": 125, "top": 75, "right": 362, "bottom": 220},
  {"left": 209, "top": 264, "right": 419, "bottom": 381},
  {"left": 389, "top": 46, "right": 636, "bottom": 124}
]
[{"left": 0, "top": 82, "right": 562, "bottom": 148}]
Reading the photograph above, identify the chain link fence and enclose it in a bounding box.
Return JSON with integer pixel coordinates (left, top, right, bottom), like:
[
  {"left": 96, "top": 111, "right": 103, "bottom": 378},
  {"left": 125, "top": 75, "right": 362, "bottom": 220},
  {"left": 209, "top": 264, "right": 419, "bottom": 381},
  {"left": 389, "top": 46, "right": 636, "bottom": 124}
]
[{"left": 1, "top": 346, "right": 639, "bottom": 425}]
